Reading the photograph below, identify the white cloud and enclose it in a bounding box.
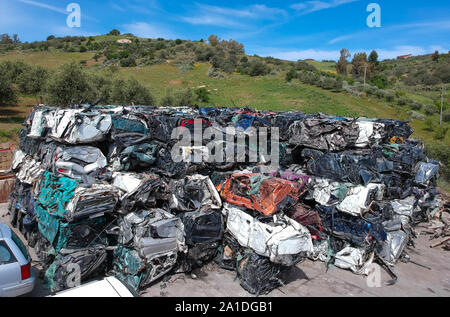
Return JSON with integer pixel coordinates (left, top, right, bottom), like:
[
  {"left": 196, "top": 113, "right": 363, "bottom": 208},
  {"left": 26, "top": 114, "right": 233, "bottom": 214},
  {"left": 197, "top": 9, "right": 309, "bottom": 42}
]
[
  {"left": 291, "top": 0, "right": 359, "bottom": 15},
  {"left": 121, "top": 22, "right": 175, "bottom": 39},
  {"left": 267, "top": 49, "right": 341, "bottom": 61},
  {"left": 16, "top": 0, "right": 66, "bottom": 14},
  {"left": 182, "top": 4, "right": 287, "bottom": 28}
]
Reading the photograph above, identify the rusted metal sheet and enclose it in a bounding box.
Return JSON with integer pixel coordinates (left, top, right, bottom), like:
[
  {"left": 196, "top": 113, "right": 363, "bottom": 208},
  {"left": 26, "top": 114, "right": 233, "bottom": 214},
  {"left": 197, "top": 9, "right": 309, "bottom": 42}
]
[{"left": 0, "top": 174, "right": 15, "bottom": 203}]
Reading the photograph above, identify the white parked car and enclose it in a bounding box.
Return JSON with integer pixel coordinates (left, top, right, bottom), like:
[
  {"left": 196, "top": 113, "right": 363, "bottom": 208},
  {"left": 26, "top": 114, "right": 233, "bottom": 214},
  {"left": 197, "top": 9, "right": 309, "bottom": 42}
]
[
  {"left": 51, "top": 276, "right": 135, "bottom": 297},
  {"left": 0, "top": 223, "right": 35, "bottom": 297}
]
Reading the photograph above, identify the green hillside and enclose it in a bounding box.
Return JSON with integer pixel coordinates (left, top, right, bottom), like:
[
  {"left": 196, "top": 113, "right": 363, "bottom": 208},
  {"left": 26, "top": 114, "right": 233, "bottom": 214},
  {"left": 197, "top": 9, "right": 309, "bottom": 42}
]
[{"left": 0, "top": 33, "right": 448, "bottom": 190}]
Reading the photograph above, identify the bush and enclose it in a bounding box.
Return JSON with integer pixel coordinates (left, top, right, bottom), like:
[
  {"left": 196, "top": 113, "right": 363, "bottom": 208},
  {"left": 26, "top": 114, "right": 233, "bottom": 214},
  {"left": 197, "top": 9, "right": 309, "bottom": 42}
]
[
  {"left": 245, "top": 60, "right": 270, "bottom": 76},
  {"left": 370, "top": 74, "right": 388, "bottom": 89},
  {"left": 45, "top": 62, "right": 96, "bottom": 106},
  {"left": 346, "top": 77, "right": 355, "bottom": 85},
  {"left": 296, "top": 61, "right": 317, "bottom": 72},
  {"left": 79, "top": 45, "right": 87, "bottom": 52},
  {"left": 425, "top": 104, "right": 438, "bottom": 116},
  {"left": 433, "top": 126, "right": 449, "bottom": 140},
  {"left": 160, "top": 89, "right": 195, "bottom": 107},
  {"left": 385, "top": 91, "right": 395, "bottom": 102},
  {"left": 443, "top": 109, "right": 450, "bottom": 122},
  {"left": 285, "top": 69, "right": 297, "bottom": 82},
  {"left": 120, "top": 57, "right": 136, "bottom": 67},
  {"left": 17, "top": 66, "right": 49, "bottom": 95},
  {"left": 0, "top": 72, "right": 17, "bottom": 105},
  {"left": 108, "top": 29, "right": 120, "bottom": 36},
  {"left": 410, "top": 102, "right": 423, "bottom": 111},
  {"left": 194, "top": 88, "right": 210, "bottom": 103},
  {"left": 110, "top": 78, "right": 155, "bottom": 105},
  {"left": 425, "top": 142, "right": 450, "bottom": 182}
]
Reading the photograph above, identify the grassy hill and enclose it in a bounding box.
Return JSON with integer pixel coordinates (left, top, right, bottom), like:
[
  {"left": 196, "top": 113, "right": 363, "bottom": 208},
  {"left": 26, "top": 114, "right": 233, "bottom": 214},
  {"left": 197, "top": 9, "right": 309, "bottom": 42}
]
[{"left": 0, "top": 33, "right": 448, "bottom": 190}]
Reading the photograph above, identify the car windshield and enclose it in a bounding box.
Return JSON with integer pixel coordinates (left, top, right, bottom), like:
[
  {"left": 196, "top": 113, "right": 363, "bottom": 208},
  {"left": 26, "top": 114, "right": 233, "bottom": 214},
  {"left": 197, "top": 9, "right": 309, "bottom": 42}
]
[{"left": 11, "top": 231, "right": 29, "bottom": 260}]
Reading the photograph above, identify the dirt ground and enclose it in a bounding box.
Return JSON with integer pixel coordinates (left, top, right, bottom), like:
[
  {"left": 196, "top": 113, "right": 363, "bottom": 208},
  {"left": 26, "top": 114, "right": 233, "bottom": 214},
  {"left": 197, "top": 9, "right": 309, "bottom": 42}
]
[{"left": 1, "top": 202, "right": 449, "bottom": 297}]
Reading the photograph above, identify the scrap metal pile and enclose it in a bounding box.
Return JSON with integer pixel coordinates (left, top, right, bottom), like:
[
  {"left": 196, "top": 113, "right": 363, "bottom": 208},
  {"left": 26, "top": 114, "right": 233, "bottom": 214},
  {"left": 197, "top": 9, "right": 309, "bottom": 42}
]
[{"left": 8, "top": 104, "right": 442, "bottom": 295}]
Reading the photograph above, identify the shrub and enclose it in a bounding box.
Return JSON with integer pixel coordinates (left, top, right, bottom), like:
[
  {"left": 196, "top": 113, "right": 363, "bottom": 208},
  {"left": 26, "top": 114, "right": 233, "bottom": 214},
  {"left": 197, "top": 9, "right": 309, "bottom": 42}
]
[
  {"left": 120, "top": 56, "right": 136, "bottom": 67},
  {"left": 425, "top": 142, "right": 450, "bottom": 182},
  {"left": 370, "top": 74, "right": 388, "bottom": 89},
  {"left": 346, "top": 77, "right": 355, "bottom": 85},
  {"left": 0, "top": 72, "right": 17, "bottom": 105},
  {"left": 285, "top": 69, "right": 297, "bottom": 82},
  {"left": 45, "top": 62, "right": 95, "bottom": 106},
  {"left": 425, "top": 104, "right": 438, "bottom": 116},
  {"left": 443, "top": 109, "right": 450, "bottom": 122},
  {"left": 246, "top": 60, "right": 270, "bottom": 76},
  {"left": 79, "top": 45, "right": 87, "bottom": 52},
  {"left": 410, "top": 102, "right": 423, "bottom": 111},
  {"left": 385, "top": 91, "right": 395, "bottom": 102},
  {"left": 194, "top": 87, "right": 210, "bottom": 103},
  {"left": 433, "top": 126, "right": 449, "bottom": 140},
  {"left": 110, "top": 78, "right": 155, "bottom": 105},
  {"left": 108, "top": 29, "right": 120, "bottom": 36},
  {"left": 17, "top": 66, "right": 49, "bottom": 95}
]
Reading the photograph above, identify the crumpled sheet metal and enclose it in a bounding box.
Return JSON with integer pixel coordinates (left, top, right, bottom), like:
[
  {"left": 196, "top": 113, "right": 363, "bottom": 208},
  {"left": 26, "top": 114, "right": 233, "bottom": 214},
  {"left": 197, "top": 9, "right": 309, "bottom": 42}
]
[
  {"left": 219, "top": 173, "right": 300, "bottom": 216},
  {"left": 237, "top": 250, "right": 290, "bottom": 296},
  {"left": 16, "top": 156, "right": 44, "bottom": 185},
  {"left": 355, "top": 120, "right": 385, "bottom": 148},
  {"left": 44, "top": 245, "right": 107, "bottom": 292},
  {"left": 169, "top": 174, "right": 222, "bottom": 212},
  {"left": 415, "top": 162, "right": 440, "bottom": 186},
  {"left": 224, "top": 204, "right": 313, "bottom": 266},
  {"left": 336, "top": 183, "right": 385, "bottom": 217},
  {"left": 288, "top": 117, "right": 359, "bottom": 151},
  {"left": 49, "top": 109, "right": 112, "bottom": 144},
  {"left": 11, "top": 150, "right": 27, "bottom": 171},
  {"left": 55, "top": 146, "right": 107, "bottom": 179},
  {"left": 334, "top": 246, "right": 374, "bottom": 275},
  {"left": 65, "top": 184, "right": 119, "bottom": 222},
  {"left": 379, "top": 230, "right": 409, "bottom": 265},
  {"left": 118, "top": 209, "right": 186, "bottom": 252}
]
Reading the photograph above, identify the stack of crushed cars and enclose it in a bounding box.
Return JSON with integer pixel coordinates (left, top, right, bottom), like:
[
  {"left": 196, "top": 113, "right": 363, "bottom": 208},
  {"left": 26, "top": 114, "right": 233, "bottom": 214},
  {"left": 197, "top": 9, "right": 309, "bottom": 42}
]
[{"left": 8, "top": 104, "right": 442, "bottom": 295}]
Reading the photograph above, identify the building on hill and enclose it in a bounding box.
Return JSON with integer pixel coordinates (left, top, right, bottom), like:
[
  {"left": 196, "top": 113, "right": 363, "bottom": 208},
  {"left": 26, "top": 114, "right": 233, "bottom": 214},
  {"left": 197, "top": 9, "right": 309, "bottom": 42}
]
[
  {"left": 117, "top": 39, "right": 132, "bottom": 44},
  {"left": 397, "top": 54, "right": 413, "bottom": 60}
]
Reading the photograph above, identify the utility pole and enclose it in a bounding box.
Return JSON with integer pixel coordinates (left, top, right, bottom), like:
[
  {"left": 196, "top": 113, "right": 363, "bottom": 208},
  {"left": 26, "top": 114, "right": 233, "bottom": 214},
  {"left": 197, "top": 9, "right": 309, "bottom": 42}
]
[{"left": 441, "top": 85, "right": 445, "bottom": 126}]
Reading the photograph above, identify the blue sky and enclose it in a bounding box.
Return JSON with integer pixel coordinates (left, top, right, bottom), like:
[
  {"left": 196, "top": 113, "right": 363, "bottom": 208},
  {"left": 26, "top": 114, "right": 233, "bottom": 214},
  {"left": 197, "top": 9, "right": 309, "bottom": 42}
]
[{"left": 1, "top": 0, "right": 449, "bottom": 60}]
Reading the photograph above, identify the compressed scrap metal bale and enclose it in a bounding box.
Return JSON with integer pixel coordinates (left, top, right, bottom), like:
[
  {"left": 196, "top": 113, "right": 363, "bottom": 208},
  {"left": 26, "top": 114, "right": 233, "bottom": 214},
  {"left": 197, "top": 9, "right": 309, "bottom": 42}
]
[
  {"left": 112, "top": 172, "right": 163, "bottom": 213},
  {"left": 114, "top": 209, "right": 186, "bottom": 291},
  {"left": 44, "top": 245, "right": 107, "bottom": 292},
  {"left": 179, "top": 209, "right": 224, "bottom": 271},
  {"left": 224, "top": 204, "right": 313, "bottom": 266},
  {"left": 169, "top": 175, "right": 222, "bottom": 212},
  {"left": 236, "top": 250, "right": 291, "bottom": 296},
  {"left": 218, "top": 173, "right": 300, "bottom": 216}
]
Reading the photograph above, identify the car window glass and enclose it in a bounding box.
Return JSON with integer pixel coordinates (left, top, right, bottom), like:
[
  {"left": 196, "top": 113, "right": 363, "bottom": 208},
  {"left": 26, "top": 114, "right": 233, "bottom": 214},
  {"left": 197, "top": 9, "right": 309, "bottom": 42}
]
[
  {"left": 11, "top": 230, "right": 29, "bottom": 259},
  {"left": 0, "top": 243, "right": 14, "bottom": 264}
]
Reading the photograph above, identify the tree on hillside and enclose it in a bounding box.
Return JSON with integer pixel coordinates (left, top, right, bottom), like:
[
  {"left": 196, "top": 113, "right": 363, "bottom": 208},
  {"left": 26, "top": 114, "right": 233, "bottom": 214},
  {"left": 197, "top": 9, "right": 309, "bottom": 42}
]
[
  {"left": 369, "top": 50, "right": 379, "bottom": 65},
  {"left": 1, "top": 34, "right": 13, "bottom": 44},
  {"left": 337, "top": 48, "right": 351, "bottom": 75},
  {"left": 432, "top": 50, "right": 439, "bottom": 62},
  {"left": 351, "top": 52, "right": 368, "bottom": 78},
  {"left": 108, "top": 29, "right": 121, "bottom": 36},
  {"left": 45, "top": 62, "right": 96, "bottom": 106},
  {"left": 208, "top": 34, "right": 220, "bottom": 47},
  {"left": 0, "top": 72, "right": 17, "bottom": 106}
]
